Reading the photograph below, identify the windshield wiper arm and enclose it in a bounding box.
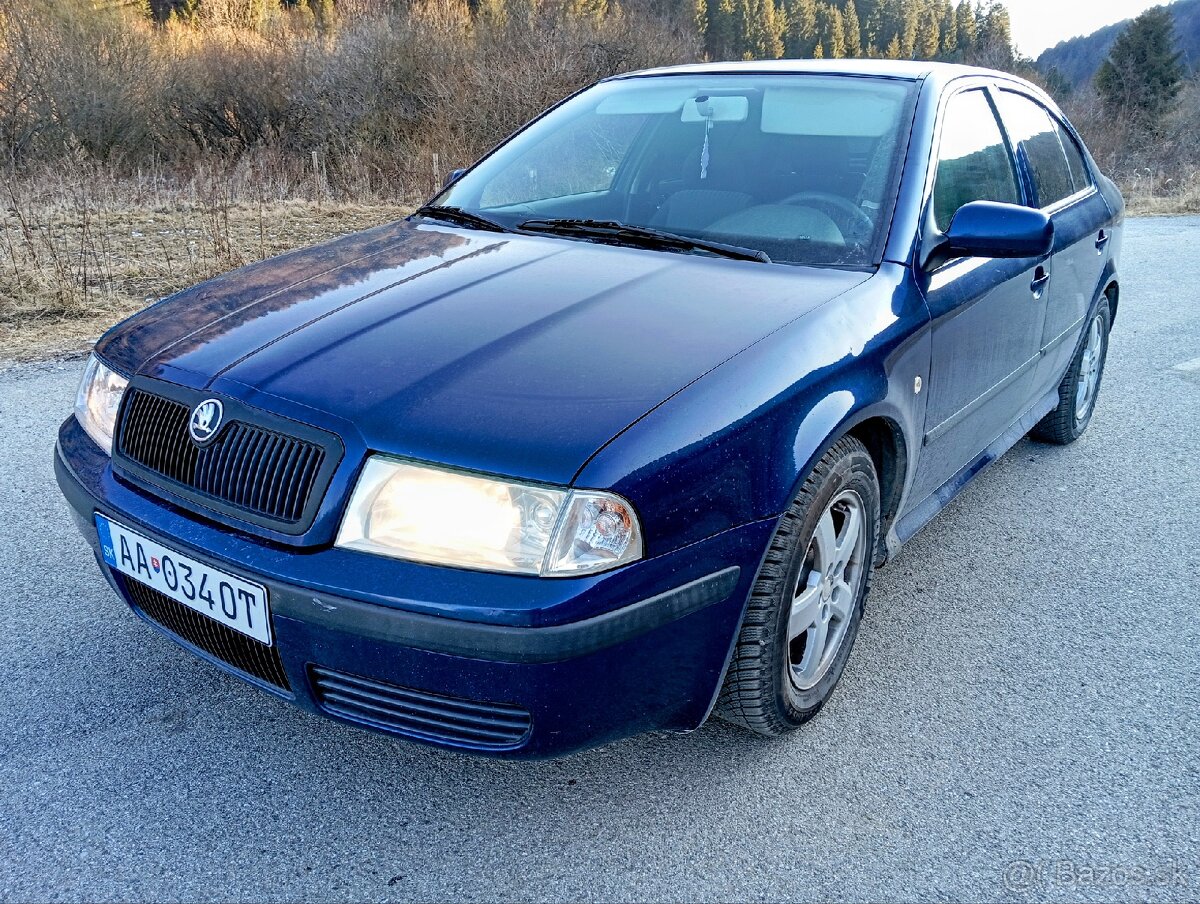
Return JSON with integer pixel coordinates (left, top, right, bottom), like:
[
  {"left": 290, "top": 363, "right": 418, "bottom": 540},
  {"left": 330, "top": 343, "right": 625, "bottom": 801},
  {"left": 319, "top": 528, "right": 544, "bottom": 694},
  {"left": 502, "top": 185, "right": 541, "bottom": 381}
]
[
  {"left": 516, "top": 218, "right": 770, "bottom": 263},
  {"left": 412, "top": 205, "right": 510, "bottom": 233}
]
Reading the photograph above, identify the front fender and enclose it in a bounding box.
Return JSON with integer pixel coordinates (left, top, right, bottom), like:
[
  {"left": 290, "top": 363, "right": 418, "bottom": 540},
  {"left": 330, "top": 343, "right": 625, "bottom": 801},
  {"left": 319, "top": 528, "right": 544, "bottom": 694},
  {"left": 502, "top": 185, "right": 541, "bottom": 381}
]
[{"left": 575, "top": 264, "right": 931, "bottom": 561}]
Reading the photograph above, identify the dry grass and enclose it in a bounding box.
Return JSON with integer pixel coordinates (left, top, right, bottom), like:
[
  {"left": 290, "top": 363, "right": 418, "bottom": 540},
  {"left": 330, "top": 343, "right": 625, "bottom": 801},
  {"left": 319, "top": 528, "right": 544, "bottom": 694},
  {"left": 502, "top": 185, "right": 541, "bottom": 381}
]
[
  {"left": 0, "top": 193, "right": 408, "bottom": 363},
  {"left": 1122, "top": 172, "right": 1200, "bottom": 217}
]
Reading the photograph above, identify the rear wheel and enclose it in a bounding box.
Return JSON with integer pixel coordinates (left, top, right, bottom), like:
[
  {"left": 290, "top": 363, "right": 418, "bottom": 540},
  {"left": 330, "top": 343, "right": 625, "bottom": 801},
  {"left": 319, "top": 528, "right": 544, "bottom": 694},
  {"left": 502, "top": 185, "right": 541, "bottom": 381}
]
[
  {"left": 717, "top": 436, "right": 879, "bottom": 735},
  {"left": 1032, "top": 299, "right": 1111, "bottom": 445}
]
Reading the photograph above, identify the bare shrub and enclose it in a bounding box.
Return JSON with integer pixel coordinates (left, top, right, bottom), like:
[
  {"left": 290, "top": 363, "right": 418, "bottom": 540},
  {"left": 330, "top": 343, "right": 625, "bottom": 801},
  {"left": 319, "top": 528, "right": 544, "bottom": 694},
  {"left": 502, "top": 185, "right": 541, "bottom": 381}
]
[
  {"left": 156, "top": 26, "right": 299, "bottom": 156},
  {"left": 0, "top": 1, "right": 161, "bottom": 162},
  {"left": 0, "top": 0, "right": 697, "bottom": 196},
  {"left": 189, "top": 0, "right": 284, "bottom": 31},
  {"left": 1066, "top": 76, "right": 1200, "bottom": 209}
]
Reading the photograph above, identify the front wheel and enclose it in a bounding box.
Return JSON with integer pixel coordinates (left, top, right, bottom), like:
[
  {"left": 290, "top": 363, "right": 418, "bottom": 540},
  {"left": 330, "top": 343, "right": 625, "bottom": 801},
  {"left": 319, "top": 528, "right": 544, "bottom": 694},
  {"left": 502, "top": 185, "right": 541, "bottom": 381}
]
[
  {"left": 1032, "top": 299, "right": 1111, "bottom": 445},
  {"left": 716, "top": 436, "right": 880, "bottom": 735}
]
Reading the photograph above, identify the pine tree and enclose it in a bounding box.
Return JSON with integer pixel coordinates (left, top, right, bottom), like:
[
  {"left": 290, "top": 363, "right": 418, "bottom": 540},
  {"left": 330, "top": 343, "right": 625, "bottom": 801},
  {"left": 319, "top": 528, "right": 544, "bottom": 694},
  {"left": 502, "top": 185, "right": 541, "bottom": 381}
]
[
  {"left": 783, "top": 0, "right": 818, "bottom": 57},
  {"left": 298, "top": 0, "right": 334, "bottom": 31},
  {"left": 899, "top": 0, "right": 918, "bottom": 57},
  {"left": 824, "top": 0, "right": 994, "bottom": 62},
  {"left": 842, "top": 0, "right": 862, "bottom": 56},
  {"left": 817, "top": 3, "right": 846, "bottom": 57},
  {"left": 740, "top": 0, "right": 784, "bottom": 59},
  {"left": 939, "top": 0, "right": 957, "bottom": 56},
  {"left": 975, "top": 1, "right": 1013, "bottom": 67},
  {"left": 175, "top": 0, "right": 199, "bottom": 23},
  {"left": 916, "top": 0, "right": 940, "bottom": 59},
  {"left": 1043, "top": 66, "right": 1073, "bottom": 101},
  {"left": 693, "top": 0, "right": 709, "bottom": 47},
  {"left": 732, "top": 0, "right": 752, "bottom": 57},
  {"left": 568, "top": 0, "right": 608, "bottom": 25},
  {"left": 880, "top": 0, "right": 905, "bottom": 51},
  {"left": 707, "top": 0, "right": 739, "bottom": 58},
  {"left": 1096, "top": 6, "right": 1185, "bottom": 128},
  {"left": 954, "top": 0, "right": 975, "bottom": 51},
  {"left": 852, "top": 0, "right": 878, "bottom": 30},
  {"left": 862, "top": 0, "right": 884, "bottom": 51},
  {"left": 765, "top": 0, "right": 786, "bottom": 58}
]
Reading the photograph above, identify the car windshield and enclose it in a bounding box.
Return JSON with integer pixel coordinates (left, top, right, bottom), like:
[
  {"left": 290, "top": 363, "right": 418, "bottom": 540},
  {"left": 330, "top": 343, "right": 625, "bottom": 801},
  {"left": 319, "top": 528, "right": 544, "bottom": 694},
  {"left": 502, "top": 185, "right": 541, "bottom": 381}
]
[{"left": 435, "top": 73, "right": 918, "bottom": 268}]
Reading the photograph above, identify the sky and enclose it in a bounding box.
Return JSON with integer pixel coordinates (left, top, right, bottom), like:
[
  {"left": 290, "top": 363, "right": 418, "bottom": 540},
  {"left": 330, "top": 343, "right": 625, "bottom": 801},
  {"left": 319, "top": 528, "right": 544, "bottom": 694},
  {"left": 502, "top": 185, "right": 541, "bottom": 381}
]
[{"left": 1007, "top": 0, "right": 1176, "bottom": 58}]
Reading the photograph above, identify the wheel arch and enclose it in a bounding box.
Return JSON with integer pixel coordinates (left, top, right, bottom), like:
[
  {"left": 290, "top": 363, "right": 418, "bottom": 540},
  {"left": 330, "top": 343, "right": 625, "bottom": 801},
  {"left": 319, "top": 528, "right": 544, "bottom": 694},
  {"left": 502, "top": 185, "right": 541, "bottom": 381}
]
[
  {"left": 846, "top": 415, "right": 908, "bottom": 560},
  {"left": 1104, "top": 278, "right": 1119, "bottom": 325},
  {"left": 784, "top": 397, "right": 915, "bottom": 567}
]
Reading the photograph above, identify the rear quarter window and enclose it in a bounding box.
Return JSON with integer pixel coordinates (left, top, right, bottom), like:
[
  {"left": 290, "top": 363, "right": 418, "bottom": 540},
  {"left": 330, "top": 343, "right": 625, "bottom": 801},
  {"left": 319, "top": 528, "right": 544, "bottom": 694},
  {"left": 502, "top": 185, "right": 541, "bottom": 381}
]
[{"left": 1054, "top": 120, "right": 1093, "bottom": 195}]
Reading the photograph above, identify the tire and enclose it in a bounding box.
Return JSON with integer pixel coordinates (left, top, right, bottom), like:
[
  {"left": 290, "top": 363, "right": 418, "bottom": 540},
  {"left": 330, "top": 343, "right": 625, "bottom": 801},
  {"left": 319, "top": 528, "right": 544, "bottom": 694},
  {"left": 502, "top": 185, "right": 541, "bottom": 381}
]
[
  {"left": 717, "top": 436, "right": 880, "bottom": 736},
  {"left": 1031, "top": 299, "right": 1111, "bottom": 445}
]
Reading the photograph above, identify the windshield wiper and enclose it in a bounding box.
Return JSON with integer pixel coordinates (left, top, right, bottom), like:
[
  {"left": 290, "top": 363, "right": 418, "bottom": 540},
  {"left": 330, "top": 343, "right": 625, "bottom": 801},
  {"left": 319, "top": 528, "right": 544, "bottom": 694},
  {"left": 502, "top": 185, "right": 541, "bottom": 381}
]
[
  {"left": 516, "top": 218, "right": 770, "bottom": 263},
  {"left": 412, "top": 205, "right": 510, "bottom": 233}
]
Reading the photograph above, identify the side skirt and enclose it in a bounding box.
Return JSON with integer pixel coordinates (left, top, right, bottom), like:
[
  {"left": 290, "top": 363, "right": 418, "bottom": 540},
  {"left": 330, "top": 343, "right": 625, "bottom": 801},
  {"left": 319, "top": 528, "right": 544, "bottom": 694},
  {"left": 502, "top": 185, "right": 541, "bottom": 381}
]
[{"left": 885, "top": 386, "right": 1059, "bottom": 557}]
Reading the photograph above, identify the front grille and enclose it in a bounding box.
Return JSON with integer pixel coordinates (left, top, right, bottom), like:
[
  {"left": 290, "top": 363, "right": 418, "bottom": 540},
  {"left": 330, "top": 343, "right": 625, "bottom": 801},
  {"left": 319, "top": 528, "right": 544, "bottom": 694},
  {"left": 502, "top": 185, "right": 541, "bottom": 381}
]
[
  {"left": 310, "top": 666, "right": 532, "bottom": 749},
  {"left": 123, "top": 577, "right": 290, "bottom": 691},
  {"left": 118, "top": 388, "right": 328, "bottom": 528}
]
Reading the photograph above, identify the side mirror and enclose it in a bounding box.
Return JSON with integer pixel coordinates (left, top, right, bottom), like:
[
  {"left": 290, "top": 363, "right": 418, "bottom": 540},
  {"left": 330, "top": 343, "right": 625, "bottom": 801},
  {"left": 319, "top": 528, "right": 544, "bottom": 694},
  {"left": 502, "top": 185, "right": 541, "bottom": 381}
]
[
  {"left": 443, "top": 167, "right": 466, "bottom": 188},
  {"left": 925, "top": 201, "right": 1053, "bottom": 271}
]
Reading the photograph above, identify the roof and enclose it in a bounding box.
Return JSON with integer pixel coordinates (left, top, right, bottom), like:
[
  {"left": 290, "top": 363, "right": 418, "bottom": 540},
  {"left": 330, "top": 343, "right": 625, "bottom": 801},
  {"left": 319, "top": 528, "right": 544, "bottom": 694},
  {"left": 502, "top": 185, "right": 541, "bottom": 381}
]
[{"left": 614, "top": 58, "right": 1006, "bottom": 83}]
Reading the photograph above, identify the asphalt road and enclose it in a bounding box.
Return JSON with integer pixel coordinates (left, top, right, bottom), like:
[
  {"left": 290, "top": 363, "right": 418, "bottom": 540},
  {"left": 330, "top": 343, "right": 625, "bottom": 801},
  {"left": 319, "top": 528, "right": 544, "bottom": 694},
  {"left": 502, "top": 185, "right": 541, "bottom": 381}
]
[{"left": 2, "top": 217, "right": 1198, "bottom": 904}]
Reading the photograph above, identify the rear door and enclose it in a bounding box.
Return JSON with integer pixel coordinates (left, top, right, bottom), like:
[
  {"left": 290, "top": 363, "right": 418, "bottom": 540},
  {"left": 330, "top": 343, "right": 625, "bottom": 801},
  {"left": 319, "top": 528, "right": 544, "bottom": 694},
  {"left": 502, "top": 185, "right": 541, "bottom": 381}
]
[
  {"left": 910, "top": 86, "right": 1048, "bottom": 504},
  {"left": 992, "top": 89, "right": 1112, "bottom": 396}
]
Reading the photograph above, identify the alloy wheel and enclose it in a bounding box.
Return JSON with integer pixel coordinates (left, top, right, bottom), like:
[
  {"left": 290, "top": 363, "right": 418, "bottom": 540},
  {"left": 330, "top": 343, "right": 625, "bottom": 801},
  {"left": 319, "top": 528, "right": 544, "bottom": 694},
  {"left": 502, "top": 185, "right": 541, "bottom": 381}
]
[
  {"left": 786, "top": 488, "right": 867, "bottom": 691},
  {"left": 1075, "top": 313, "right": 1104, "bottom": 424}
]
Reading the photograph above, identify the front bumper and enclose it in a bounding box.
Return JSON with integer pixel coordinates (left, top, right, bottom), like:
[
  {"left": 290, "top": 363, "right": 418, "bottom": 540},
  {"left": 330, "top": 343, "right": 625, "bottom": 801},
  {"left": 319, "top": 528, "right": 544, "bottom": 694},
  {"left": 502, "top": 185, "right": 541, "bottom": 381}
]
[{"left": 56, "top": 416, "right": 774, "bottom": 758}]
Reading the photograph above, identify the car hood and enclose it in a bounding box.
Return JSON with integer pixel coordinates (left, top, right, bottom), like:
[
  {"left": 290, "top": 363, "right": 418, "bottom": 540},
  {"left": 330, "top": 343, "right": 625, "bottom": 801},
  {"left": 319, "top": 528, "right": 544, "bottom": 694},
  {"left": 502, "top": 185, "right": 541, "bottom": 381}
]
[{"left": 98, "top": 220, "right": 870, "bottom": 485}]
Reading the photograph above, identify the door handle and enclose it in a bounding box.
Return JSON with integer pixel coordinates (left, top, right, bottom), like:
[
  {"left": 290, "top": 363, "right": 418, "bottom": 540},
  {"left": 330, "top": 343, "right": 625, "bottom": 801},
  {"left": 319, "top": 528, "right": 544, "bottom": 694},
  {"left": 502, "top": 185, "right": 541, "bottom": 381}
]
[
  {"left": 1096, "top": 229, "right": 1110, "bottom": 251},
  {"left": 1031, "top": 265, "right": 1051, "bottom": 298}
]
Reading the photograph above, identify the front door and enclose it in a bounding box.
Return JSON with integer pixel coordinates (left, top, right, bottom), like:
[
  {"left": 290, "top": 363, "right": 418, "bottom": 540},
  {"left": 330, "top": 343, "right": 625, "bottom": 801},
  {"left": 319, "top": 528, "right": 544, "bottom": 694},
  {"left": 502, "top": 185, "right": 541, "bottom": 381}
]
[{"left": 910, "top": 87, "right": 1049, "bottom": 504}]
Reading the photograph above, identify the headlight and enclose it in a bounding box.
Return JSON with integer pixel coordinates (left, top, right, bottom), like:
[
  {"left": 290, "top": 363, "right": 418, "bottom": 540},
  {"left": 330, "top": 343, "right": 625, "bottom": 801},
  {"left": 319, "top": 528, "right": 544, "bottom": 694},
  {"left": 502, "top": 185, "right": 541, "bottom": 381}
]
[
  {"left": 336, "top": 457, "right": 643, "bottom": 576},
  {"left": 74, "top": 354, "right": 129, "bottom": 454}
]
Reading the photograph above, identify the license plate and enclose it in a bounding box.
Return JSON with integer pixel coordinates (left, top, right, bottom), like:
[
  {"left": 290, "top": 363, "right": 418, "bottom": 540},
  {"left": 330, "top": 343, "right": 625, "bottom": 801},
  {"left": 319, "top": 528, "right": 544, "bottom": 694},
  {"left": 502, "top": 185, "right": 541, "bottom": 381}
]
[{"left": 95, "top": 514, "right": 272, "bottom": 645}]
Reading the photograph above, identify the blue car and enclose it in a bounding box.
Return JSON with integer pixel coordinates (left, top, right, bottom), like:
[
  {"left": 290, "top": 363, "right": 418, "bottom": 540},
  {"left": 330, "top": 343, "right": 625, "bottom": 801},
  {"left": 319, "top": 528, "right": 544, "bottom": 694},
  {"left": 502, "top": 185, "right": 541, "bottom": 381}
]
[{"left": 56, "top": 60, "right": 1122, "bottom": 758}]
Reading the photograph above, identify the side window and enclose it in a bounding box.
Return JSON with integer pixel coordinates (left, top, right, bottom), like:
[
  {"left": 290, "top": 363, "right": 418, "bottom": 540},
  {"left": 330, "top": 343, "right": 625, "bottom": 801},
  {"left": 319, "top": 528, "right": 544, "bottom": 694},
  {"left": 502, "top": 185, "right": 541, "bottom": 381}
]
[
  {"left": 994, "top": 91, "right": 1076, "bottom": 208},
  {"left": 933, "top": 90, "right": 1021, "bottom": 231},
  {"left": 1054, "top": 119, "right": 1093, "bottom": 194}
]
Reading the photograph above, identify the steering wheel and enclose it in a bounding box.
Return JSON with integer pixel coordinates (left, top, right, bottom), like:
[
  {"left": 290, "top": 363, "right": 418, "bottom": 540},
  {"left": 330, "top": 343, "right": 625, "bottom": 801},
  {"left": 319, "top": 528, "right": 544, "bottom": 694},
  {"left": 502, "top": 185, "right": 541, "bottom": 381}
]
[{"left": 781, "top": 191, "right": 874, "bottom": 241}]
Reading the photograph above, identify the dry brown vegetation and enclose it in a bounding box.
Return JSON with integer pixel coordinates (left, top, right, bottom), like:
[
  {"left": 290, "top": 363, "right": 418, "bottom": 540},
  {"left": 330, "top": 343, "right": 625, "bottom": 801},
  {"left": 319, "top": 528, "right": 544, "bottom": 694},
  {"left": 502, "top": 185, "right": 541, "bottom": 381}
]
[
  {"left": 0, "top": 0, "right": 696, "bottom": 193},
  {"left": 0, "top": 0, "right": 697, "bottom": 361},
  {"left": 1061, "top": 78, "right": 1200, "bottom": 217},
  {"left": 1, "top": 0, "right": 1197, "bottom": 363},
  {"left": 1, "top": 188, "right": 407, "bottom": 362}
]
